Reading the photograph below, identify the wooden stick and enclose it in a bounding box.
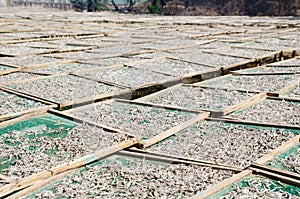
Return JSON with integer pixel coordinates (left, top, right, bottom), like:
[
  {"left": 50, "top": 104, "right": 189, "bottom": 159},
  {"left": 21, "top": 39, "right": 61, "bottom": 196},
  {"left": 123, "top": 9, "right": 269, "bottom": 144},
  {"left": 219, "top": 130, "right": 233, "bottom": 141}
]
[
  {"left": 6, "top": 168, "right": 77, "bottom": 199},
  {"left": 0, "top": 104, "right": 57, "bottom": 122},
  {"left": 251, "top": 167, "right": 300, "bottom": 187},
  {"left": 255, "top": 134, "right": 300, "bottom": 164},
  {"left": 251, "top": 162, "right": 300, "bottom": 181},
  {"left": 191, "top": 170, "right": 252, "bottom": 199},
  {"left": 224, "top": 93, "right": 267, "bottom": 115},
  {"left": 125, "top": 148, "right": 243, "bottom": 172},
  {"left": 141, "top": 112, "right": 210, "bottom": 148},
  {"left": 0, "top": 139, "right": 139, "bottom": 198}
]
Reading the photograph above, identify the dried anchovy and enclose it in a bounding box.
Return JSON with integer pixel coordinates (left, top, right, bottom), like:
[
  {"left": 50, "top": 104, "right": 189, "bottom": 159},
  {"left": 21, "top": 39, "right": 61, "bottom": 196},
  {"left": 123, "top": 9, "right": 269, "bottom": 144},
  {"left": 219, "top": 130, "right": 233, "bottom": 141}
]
[
  {"left": 237, "top": 42, "right": 293, "bottom": 51},
  {"left": 209, "top": 47, "right": 274, "bottom": 59},
  {"left": 71, "top": 102, "right": 196, "bottom": 138},
  {"left": 80, "top": 67, "right": 172, "bottom": 87},
  {"left": 269, "top": 148, "right": 300, "bottom": 174},
  {"left": 147, "top": 121, "right": 295, "bottom": 167},
  {"left": 26, "top": 158, "right": 234, "bottom": 199},
  {"left": 0, "top": 90, "right": 45, "bottom": 116},
  {"left": 147, "top": 86, "right": 255, "bottom": 111},
  {"left": 230, "top": 100, "right": 300, "bottom": 126},
  {"left": 0, "top": 56, "right": 61, "bottom": 67},
  {"left": 269, "top": 58, "right": 300, "bottom": 66},
  {"left": 131, "top": 58, "right": 210, "bottom": 76},
  {"left": 240, "top": 67, "right": 300, "bottom": 74},
  {"left": 221, "top": 177, "right": 300, "bottom": 199},
  {"left": 82, "top": 57, "right": 142, "bottom": 67},
  {"left": 44, "top": 51, "right": 100, "bottom": 60},
  {"left": 28, "top": 63, "right": 101, "bottom": 74},
  {"left": 0, "top": 46, "right": 45, "bottom": 56},
  {"left": 285, "top": 84, "right": 300, "bottom": 99},
  {"left": 202, "top": 75, "right": 299, "bottom": 93},
  {"left": 178, "top": 52, "right": 248, "bottom": 67},
  {"left": 0, "top": 72, "right": 41, "bottom": 84},
  {"left": 10, "top": 75, "right": 121, "bottom": 103},
  {"left": 0, "top": 122, "right": 128, "bottom": 179}
]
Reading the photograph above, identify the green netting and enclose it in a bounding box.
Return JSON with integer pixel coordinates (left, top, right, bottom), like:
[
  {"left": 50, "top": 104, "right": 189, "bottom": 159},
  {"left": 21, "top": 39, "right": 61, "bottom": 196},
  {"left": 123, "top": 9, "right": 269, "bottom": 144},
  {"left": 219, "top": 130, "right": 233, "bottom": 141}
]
[
  {"left": 229, "top": 99, "right": 300, "bottom": 116},
  {"left": 0, "top": 114, "right": 77, "bottom": 174},
  {"left": 0, "top": 114, "right": 77, "bottom": 136},
  {"left": 0, "top": 64, "right": 13, "bottom": 71},
  {"left": 206, "top": 175, "right": 300, "bottom": 198},
  {"left": 151, "top": 120, "right": 300, "bottom": 148},
  {"left": 265, "top": 143, "right": 300, "bottom": 174},
  {"left": 26, "top": 155, "right": 170, "bottom": 198}
]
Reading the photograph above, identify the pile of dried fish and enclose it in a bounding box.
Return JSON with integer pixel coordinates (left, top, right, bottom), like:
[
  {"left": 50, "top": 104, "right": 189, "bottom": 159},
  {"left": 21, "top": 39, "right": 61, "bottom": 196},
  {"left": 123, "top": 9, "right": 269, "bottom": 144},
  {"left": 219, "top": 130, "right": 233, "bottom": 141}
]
[
  {"left": 147, "top": 121, "right": 295, "bottom": 167},
  {"left": 285, "top": 84, "right": 300, "bottom": 99},
  {"left": 237, "top": 42, "right": 293, "bottom": 51},
  {"left": 178, "top": 53, "right": 248, "bottom": 67},
  {"left": 0, "top": 46, "right": 45, "bottom": 56},
  {"left": 71, "top": 101, "right": 196, "bottom": 138},
  {"left": 0, "top": 91, "right": 45, "bottom": 116},
  {"left": 268, "top": 146, "right": 300, "bottom": 174},
  {"left": 209, "top": 47, "right": 274, "bottom": 58},
  {"left": 0, "top": 72, "right": 41, "bottom": 85},
  {"left": 26, "top": 157, "right": 234, "bottom": 198},
  {"left": 239, "top": 67, "right": 300, "bottom": 74},
  {"left": 28, "top": 63, "right": 100, "bottom": 75},
  {"left": 0, "top": 56, "right": 61, "bottom": 67},
  {"left": 44, "top": 51, "right": 100, "bottom": 60},
  {"left": 202, "top": 75, "right": 299, "bottom": 93},
  {"left": 80, "top": 67, "right": 172, "bottom": 88},
  {"left": 0, "top": 122, "right": 128, "bottom": 179},
  {"left": 229, "top": 100, "right": 300, "bottom": 126},
  {"left": 220, "top": 177, "right": 300, "bottom": 199},
  {"left": 147, "top": 86, "right": 255, "bottom": 111},
  {"left": 10, "top": 75, "right": 121, "bottom": 103},
  {"left": 130, "top": 58, "right": 210, "bottom": 76}
]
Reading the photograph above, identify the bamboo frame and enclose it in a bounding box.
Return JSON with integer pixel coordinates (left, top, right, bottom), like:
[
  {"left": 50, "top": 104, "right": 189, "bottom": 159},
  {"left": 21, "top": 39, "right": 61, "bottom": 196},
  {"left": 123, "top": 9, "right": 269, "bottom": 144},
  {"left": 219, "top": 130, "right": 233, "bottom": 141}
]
[
  {"left": 72, "top": 65, "right": 182, "bottom": 90},
  {"left": 134, "top": 83, "right": 267, "bottom": 116},
  {"left": 255, "top": 134, "right": 300, "bottom": 164},
  {"left": 3, "top": 73, "right": 132, "bottom": 110},
  {"left": 64, "top": 98, "right": 209, "bottom": 147},
  {"left": 0, "top": 138, "right": 139, "bottom": 198}
]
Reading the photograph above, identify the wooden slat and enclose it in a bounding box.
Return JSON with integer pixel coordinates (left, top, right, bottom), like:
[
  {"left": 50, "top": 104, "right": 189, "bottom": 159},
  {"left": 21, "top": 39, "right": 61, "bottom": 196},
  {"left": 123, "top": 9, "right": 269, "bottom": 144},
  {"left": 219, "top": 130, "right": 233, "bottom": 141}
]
[
  {"left": 140, "top": 112, "right": 210, "bottom": 148},
  {"left": 255, "top": 134, "right": 300, "bottom": 164},
  {"left": 125, "top": 148, "right": 243, "bottom": 172},
  {"left": 6, "top": 168, "right": 76, "bottom": 199},
  {"left": 223, "top": 93, "right": 267, "bottom": 115},
  {"left": 191, "top": 170, "right": 252, "bottom": 199},
  {"left": 0, "top": 138, "right": 139, "bottom": 198}
]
